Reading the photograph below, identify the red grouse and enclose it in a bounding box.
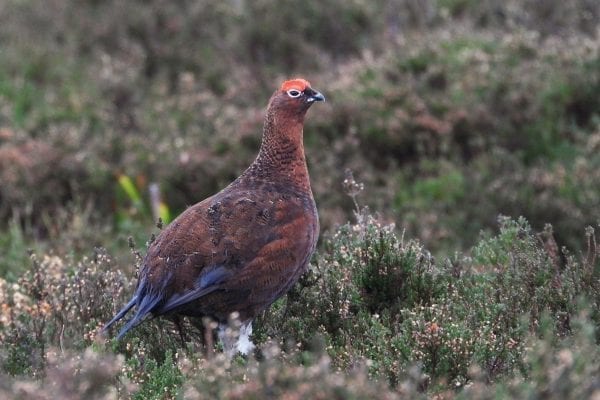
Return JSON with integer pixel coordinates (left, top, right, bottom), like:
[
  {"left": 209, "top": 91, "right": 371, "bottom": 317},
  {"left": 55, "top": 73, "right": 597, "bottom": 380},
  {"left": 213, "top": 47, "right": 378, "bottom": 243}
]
[{"left": 103, "top": 79, "right": 324, "bottom": 355}]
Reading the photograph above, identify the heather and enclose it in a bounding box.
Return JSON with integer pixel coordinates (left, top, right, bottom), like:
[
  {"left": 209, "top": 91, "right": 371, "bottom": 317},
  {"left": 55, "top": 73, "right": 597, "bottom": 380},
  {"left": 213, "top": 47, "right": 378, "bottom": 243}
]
[{"left": 1, "top": 0, "right": 599, "bottom": 398}]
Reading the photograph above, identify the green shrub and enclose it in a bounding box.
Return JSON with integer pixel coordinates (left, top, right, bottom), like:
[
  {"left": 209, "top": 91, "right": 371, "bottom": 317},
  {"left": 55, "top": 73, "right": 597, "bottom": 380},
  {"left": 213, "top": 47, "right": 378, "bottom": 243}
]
[
  {"left": 1, "top": 206, "right": 599, "bottom": 397},
  {"left": 127, "top": 349, "right": 183, "bottom": 400}
]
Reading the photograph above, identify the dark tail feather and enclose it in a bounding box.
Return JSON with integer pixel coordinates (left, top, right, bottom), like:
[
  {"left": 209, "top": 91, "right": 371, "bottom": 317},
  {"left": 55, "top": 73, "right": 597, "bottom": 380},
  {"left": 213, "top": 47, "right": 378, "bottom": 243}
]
[
  {"left": 115, "top": 293, "right": 163, "bottom": 340},
  {"left": 103, "top": 296, "right": 138, "bottom": 334}
]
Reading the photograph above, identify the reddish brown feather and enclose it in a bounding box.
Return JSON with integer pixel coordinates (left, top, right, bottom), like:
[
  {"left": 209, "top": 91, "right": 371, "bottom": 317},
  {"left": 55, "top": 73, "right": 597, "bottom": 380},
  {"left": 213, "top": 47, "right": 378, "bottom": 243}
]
[{"left": 104, "top": 79, "right": 323, "bottom": 344}]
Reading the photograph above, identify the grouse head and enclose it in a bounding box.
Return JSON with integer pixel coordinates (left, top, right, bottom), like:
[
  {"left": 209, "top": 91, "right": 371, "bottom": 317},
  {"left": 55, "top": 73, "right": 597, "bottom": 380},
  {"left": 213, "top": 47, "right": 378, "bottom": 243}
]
[{"left": 267, "top": 78, "right": 325, "bottom": 118}]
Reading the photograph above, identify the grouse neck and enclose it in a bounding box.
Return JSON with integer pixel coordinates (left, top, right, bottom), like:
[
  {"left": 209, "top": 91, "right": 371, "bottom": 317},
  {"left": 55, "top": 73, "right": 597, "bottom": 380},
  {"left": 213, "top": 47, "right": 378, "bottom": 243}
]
[{"left": 247, "top": 110, "right": 311, "bottom": 191}]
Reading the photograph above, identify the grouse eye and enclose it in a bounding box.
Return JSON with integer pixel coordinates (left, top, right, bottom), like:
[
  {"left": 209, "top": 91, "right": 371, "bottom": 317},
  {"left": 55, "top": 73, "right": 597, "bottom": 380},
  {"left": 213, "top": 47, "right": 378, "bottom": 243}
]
[{"left": 287, "top": 89, "right": 302, "bottom": 98}]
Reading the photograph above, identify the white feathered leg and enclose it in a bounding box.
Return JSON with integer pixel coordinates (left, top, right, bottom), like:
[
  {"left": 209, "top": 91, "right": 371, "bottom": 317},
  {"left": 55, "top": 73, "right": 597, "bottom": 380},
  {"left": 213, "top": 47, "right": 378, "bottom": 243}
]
[
  {"left": 236, "top": 321, "right": 255, "bottom": 355},
  {"left": 218, "top": 320, "right": 255, "bottom": 358}
]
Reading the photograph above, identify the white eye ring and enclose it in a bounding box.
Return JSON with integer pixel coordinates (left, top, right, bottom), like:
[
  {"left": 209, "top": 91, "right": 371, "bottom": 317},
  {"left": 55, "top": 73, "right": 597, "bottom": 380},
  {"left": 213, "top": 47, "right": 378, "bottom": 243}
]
[{"left": 287, "top": 89, "right": 302, "bottom": 98}]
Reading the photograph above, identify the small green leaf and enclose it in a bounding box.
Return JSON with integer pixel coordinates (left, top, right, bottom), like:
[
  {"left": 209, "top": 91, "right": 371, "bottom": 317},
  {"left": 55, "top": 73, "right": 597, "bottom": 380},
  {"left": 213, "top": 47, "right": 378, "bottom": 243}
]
[{"left": 118, "top": 174, "right": 142, "bottom": 205}]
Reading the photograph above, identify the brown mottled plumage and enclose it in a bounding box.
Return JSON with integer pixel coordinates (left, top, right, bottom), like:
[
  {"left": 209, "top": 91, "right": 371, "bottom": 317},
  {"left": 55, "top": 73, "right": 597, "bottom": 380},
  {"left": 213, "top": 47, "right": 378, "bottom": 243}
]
[{"left": 103, "top": 79, "right": 324, "bottom": 355}]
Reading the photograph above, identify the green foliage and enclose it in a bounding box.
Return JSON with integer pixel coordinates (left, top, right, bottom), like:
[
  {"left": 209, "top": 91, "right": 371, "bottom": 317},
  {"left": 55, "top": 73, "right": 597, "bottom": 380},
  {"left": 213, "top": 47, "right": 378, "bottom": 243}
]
[
  {"left": 0, "top": 250, "right": 135, "bottom": 376},
  {"left": 1, "top": 208, "right": 600, "bottom": 398},
  {"left": 0, "top": 217, "right": 31, "bottom": 280},
  {"left": 128, "top": 350, "right": 183, "bottom": 400},
  {"left": 396, "top": 164, "right": 466, "bottom": 209},
  {"left": 1, "top": 331, "right": 39, "bottom": 376},
  {"left": 354, "top": 219, "right": 444, "bottom": 313},
  {"left": 118, "top": 175, "right": 144, "bottom": 211},
  {"left": 458, "top": 311, "right": 600, "bottom": 400}
]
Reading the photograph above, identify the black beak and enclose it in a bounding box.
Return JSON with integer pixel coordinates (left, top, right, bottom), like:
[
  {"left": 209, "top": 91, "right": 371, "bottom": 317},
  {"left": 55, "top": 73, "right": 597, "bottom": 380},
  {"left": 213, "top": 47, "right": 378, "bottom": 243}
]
[{"left": 305, "top": 88, "right": 325, "bottom": 103}]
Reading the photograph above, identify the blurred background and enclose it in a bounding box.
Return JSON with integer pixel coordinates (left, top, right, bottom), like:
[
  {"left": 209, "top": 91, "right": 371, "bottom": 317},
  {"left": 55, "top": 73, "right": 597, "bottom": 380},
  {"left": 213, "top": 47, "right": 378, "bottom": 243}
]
[{"left": 0, "top": 0, "right": 598, "bottom": 279}]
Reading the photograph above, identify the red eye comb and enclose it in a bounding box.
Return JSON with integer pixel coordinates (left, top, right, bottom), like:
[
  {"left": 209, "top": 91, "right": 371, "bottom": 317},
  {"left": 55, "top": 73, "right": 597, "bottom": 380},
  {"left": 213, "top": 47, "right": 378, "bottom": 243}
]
[{"left": 281, "top": 78, "right": 311, "bottom": 92}]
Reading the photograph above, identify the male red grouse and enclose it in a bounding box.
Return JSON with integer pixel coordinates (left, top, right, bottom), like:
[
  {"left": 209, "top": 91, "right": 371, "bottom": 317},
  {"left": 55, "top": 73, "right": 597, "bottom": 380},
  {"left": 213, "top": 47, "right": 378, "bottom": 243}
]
[{"left": 103, "top": 79, "right": 324, "bottom": 355}]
